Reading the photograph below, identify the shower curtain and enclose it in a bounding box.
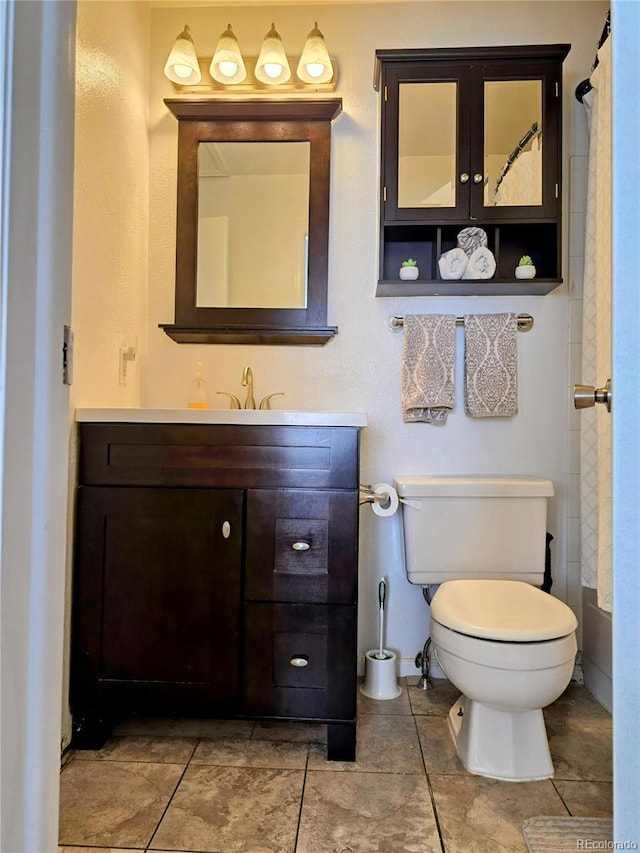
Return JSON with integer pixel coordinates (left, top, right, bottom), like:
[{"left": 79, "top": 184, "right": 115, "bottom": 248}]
[
  {"left": 493, "top": 139, "right": 542, "bottom": 207},
  {"left": 580, "top": 36, "right": 612, "bottom": 613}
]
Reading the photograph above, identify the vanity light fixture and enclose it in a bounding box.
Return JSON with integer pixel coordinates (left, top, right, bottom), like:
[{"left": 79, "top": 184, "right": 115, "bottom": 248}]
[
  {"left": 297, "top": 22, "right": 333, "bottom": 84},
  {"left": 164, "top": 25, "right": 201, "bottom": 86},
  {"left": 163, "top": 22, "right": 337, "bottom": 93},
  {"left": 254, "top": 23, "right": 291, "bottom": 85},
  {"left": 210, "top": 24, "right": 246, "bottom": 85}
]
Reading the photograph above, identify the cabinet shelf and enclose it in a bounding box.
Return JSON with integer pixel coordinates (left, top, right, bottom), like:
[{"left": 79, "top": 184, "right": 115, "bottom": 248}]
[
  {"left": 380, "top": 221, "right": 560, "bottom": 288},
  {"left": 376, "top": 278, "right": 562, "bottom": 297}
]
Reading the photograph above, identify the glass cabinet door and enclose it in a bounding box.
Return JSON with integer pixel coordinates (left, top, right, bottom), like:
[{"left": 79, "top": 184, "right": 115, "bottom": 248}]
[
  {"left": 483, "top": 80, "right": 543, "bottom": 207},
  {"left": 398, "top": 81, "right": 458, "bottom": 209},
  {"left": 383, "top": 66, "right": 471, "bottom": 221},
  {"left": 469, "top": 64, "right": 560, "bottom": 220},
  {"left": 383, "top": 63, "right": 560, "bottom": 223}
]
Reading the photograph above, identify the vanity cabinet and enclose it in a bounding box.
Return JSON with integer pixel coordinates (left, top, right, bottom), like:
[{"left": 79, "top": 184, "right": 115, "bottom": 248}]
[
  {"left": 73, "top": 486, "right": 244, "bottom": 714},
  {"left": 374, "top": 45, "right": 570, "bottom": 295},
  {"left": 71, "top": 421, "right": 361, "bottom": 760}
]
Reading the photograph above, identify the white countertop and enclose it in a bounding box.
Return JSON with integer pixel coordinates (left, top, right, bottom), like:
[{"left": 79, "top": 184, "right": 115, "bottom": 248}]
[{"left": 75, "top": 408, "right": 367, "bottom": 428}]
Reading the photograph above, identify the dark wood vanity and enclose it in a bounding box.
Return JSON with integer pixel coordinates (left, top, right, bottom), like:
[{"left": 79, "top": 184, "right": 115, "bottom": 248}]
[{"left": 70, "top": 416, "right": 363, "bottom": 761}]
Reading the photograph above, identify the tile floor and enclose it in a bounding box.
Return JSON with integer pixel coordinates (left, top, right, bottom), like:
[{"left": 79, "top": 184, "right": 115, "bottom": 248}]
[{"left": 59, "top": 679, "right": 612, "bottom": 853}]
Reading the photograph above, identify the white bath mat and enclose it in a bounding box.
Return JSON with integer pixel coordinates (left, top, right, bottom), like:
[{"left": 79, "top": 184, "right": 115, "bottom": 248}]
[{"left": 522, "top": 816, "right": 612, "bottom": 852}]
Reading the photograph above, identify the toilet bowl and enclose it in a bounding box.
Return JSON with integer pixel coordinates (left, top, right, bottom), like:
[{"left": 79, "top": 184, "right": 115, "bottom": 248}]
[
  {"left": 394, "top": 475, "right": 578, "bottom": 782},
  {"left": 430, "top": 579, "right": 577, "bottom": 780}
]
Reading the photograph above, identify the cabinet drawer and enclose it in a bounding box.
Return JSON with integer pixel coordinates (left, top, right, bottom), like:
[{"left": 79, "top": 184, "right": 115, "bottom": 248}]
[
  {"left": 79, "top": 423, "right": 359, "bottom": 489},
  {"left": 245, "top": 489, "right": 358, "bottom": 604},
  {"left": 243, "top": 603, "right": 356, "bottom": 720}
]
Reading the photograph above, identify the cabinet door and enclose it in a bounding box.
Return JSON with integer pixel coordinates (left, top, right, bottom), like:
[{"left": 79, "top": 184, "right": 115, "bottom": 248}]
[
  {"left": 383, "top": 61, "right": 560, "bottom": 224},
  {"left": 383, "top": 64, "right": 471, "bottom": 222},
  {"left": 470, "top": 62, "right": 560, "bottom": 221},
  {"left": 244, "top": 489, "right": 358, "bottom": 604},
  {"left": 72, "top": 486, "right": 243, "bottom": 715}
]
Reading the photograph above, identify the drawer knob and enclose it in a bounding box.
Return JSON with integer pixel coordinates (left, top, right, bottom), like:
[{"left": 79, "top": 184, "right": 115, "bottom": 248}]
[
  {"left": 291, "top": 541, "right": 310, "bottom": 551},
  {"left": 290, "top": 655, "right": 309, "bottom": 668}
]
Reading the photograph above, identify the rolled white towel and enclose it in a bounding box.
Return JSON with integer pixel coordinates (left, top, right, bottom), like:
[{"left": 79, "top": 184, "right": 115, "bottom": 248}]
[
  {"left": 462, "top": 246, "right": 496, "bottom": 280},
  {"left": 438, "top": 247, "right": 468, "bottom": 280}
]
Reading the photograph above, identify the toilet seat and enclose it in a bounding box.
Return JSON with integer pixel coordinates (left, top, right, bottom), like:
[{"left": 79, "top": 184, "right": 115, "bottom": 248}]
[
  {"left": 430, "top": 617, "right": 577, "bottom": 671},
  {"left": 431, "top": 579, "right": 577, "bottom": 642}
]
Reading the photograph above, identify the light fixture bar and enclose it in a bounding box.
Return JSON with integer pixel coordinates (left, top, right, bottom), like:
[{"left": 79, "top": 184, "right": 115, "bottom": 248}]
[
  {"left": 164, "top": 23, "right": 338, "bottom": 93},
  {"left": 169, "top": 55, "right": 338, "bottom": 94}
]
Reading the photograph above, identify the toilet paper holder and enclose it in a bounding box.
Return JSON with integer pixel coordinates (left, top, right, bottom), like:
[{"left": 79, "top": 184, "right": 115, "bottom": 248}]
[
  {"left": 359, "top": 483, "right": 382, "bottom": 505},
  {"left": 359, "top": 483, "right": 391, "bottom": 505},
  {"left": 359, "top": 483, "right": 421, "bottom": 512}
]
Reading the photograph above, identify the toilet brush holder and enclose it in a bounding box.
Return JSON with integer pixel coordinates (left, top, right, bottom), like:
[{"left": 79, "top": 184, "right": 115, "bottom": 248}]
[{"left": 360, "top": 650, "right": 402, "bottom": 700}]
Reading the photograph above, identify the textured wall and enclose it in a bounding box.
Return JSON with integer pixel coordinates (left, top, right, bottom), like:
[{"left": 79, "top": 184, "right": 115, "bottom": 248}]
[
  {"left": 71, "top": 0, "right": 150, "bottom": 408},
  {"left": 147, "top": 2, "right": 607, "bottom": 672}
]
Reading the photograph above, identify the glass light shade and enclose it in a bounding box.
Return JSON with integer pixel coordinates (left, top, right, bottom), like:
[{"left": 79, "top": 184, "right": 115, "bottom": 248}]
[
  {"left": 255, "top": 23, "right": 291, "bottom": 85},
  {"left": 164, "top": 25, "right": 201, "bottom": 85},
  {"left": 210, "top": 24, "right": 246, "bottom": 84},
  {"left": 297, "top": 22, "right": 333, "bottom": 84}
]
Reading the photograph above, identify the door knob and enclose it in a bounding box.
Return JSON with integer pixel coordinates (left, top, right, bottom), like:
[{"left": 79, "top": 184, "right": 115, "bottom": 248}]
[{"left": 573, "top": 379, "right": 612, "bottom": 413}]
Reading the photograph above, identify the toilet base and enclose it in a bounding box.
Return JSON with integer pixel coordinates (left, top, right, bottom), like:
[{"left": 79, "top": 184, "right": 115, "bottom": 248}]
[{"left": 448, "top": 695, "right": 554, "bottom": 781}]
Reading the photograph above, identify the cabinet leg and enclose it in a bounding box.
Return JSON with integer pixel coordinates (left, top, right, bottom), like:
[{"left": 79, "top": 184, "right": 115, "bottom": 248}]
[
  {"left": 327, "top": 722, "right": 356, "bottom": 762},
  {"left": 71, "top": 713, "right": 113, "bottom": 750}
]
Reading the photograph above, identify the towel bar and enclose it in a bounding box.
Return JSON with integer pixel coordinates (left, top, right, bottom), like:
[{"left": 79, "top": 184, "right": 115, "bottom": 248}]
[{"left": 389, "top": 312, "right": 534, "bottom": 332}]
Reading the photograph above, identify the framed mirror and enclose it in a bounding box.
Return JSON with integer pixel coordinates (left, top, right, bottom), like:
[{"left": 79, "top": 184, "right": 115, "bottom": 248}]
[{"left": 161, "top": 98, "right": 342, "bottom": 345}]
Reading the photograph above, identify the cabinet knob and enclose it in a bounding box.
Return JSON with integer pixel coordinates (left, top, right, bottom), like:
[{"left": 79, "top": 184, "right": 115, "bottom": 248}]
[
  {"left": 459, "top": 172, "right": 469, "bottom": 184},
  {"left": 473, "top": 173, "right": 484, "bottom": 184},
  {"left": 222, "top": 521, "right": 231, "bottom": 539},
  {"left": 291, "top": 541, "right": 310, "bottom": 551},
  {"left": 290, "top": 655, "right": 309, "bottom": 668}
]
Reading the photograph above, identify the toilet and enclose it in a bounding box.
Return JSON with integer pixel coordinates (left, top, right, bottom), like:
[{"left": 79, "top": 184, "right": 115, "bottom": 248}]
[{"left": 395, "top": 475, "right": 578, "bottom": 782}]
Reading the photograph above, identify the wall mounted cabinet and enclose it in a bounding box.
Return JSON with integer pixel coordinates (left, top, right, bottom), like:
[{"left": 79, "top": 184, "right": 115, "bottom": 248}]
[
  {"left": 71, "top": 421, "right": 362, "bottom": 761},
  {"left": 374, "top": 45, "right": 570, "bottom": 296}
]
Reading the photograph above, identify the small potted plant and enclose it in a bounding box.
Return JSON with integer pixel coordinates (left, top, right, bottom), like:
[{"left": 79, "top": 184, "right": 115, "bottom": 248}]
[
  {"left": 399, "top": 258, "right": 419, "bottom": 280},
  {"left": 515, "top": 255, "right": 536, "bottom": 280}
]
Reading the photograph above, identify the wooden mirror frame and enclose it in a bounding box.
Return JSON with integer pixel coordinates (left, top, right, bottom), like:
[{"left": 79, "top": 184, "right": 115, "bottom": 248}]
[{"left": 160, "top": 99, "right": 342, "bottom": 345}]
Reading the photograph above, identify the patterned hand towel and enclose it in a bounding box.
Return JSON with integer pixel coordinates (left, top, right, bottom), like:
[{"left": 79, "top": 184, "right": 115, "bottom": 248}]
[
  {"left": 402, "top": 314, "right": 456, "bottom": 425},
  {"left": 464, "top": 313, "right": 518, "bottom": 417}
]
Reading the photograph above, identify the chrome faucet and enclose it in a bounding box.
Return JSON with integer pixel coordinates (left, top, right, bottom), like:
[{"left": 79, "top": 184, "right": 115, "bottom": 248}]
[
  {"left": 241, "top": 366, "right": 256, "bottom": 410},
  {"left": 216, "top": 366, "right": 285, "bottom": 410}
]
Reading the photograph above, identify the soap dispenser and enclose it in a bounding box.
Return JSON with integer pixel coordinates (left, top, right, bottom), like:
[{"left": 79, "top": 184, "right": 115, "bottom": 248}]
[{"left": 187, "top": 362, "right": 209, "bottom": 409}]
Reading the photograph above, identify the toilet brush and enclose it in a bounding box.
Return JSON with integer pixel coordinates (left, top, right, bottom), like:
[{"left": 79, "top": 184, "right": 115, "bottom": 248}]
[
  {"left": 360, "top": 576, "right": 401, "bottom": 699},
  {"left": 374, "top": 578, "right": 387, "bottom": 660}
]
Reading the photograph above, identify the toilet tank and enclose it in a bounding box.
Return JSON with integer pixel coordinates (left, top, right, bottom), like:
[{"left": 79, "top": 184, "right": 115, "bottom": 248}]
[{"left": 395, "top": 476, "right": 554, "bottom": 585}]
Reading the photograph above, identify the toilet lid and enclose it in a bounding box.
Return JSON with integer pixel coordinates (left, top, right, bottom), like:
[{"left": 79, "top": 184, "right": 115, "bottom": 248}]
[{"left": 431, "top": 579, "right": 578, "bottom": 642}]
